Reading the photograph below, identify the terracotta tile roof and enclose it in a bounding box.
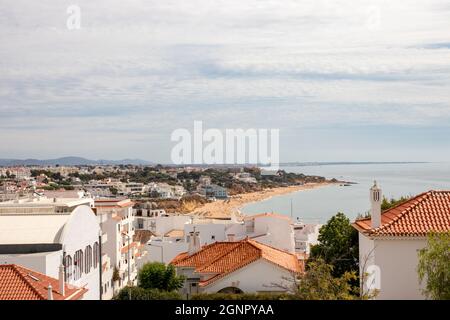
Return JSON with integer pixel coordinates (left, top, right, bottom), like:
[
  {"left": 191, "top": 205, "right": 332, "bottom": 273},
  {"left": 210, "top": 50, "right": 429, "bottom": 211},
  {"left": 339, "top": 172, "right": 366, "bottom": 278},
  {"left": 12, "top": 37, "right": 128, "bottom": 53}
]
[
  {"left": 353, "top": 190, "right": 450, "bottom": 237},
  {"left": 95, "top": 199, "right": 134, "bottom": 209},
  {"left": 164, "top": 229, "right": 184, "bottom": 238},
  {"left": 170, "top": 239, "right": 301, "bottom": 287},
  {"left": 133, "top": 229, "right": 155, "bottom": 244},
  {"left": 0, "top": 264, "right": 87, "bottom": 300}
]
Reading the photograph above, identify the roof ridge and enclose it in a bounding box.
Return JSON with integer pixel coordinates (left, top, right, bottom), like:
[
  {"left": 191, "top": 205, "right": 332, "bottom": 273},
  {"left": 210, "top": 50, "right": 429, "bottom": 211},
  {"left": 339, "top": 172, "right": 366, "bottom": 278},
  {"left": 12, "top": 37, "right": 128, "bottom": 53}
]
[
  {"left": 12, "top": 265, "right": 46, "bottom": 300},
  {"left": 247, "top": 238, "right": 291, "bottom": 254},
  {"left": 246, "top": 240, "right": 300, "bottom": 272},
  {"left": 172, "top": 241, "right": 239, "bottom": 265},
  {"left": 369, "top": 190, "right": 433, "bottom": 235}
]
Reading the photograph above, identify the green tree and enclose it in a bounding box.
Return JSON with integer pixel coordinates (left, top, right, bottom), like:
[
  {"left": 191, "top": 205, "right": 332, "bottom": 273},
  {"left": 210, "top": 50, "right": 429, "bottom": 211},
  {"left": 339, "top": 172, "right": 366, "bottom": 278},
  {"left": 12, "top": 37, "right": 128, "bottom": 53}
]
[
  {"left": 309, "top": 212, "right": 359, "bottom": 278},
  {"left": 138, "top": 262, "right": 184, "bottom": 291},
  {"left": 294, "top": 259, "right": 359, "bottom": 300},
  {"left": 109, "top": 186, "right": 118, "bottom": 195},
  {"left": 381, "top": 196, "right": 410, "bottom": 211},
  {"left": 417, "top": 231, "right": 450, "bottom": 300}
]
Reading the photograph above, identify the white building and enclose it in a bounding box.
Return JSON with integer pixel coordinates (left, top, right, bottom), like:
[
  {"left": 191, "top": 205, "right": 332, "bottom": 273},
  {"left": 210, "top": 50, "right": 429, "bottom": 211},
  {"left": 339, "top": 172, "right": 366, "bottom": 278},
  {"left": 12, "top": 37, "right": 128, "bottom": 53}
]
[
  {"left": 134, "top": 213, "right": 191, "bottom": 264},
  {"left": 293, "top": 222, "right": 321, "bottom": 254},
  {"left": 353, "top": 183, "right": 450, "bottom": 300},
  {"left": 238, "top": 213, "right": 296, "bottom": 253},
  {"left": 234, "top": 172, "right": 257, "bottom": 184},
  {"left": 148, "top": 183, "right": 185, "bottom": 199},
  {"left": 198, "top": 184, "right": 228, "bottom": 199},
  {"left": 0, "top": 197, "right": 101, "bottom": 300},
  {"left": 171, "top": 235, "right": 301, "bottom": 296},
  {"left": 139, "top": 212, "right": 298, "bottom": 265},
  {"left": 118, "top": 182, "right": 145, "bottom": 196},
  {"left": 94, "top": 199, "right": 139, "bottom": 297},
  {"left": 84, "top": 181, "right": 114, "bottom": 198}
]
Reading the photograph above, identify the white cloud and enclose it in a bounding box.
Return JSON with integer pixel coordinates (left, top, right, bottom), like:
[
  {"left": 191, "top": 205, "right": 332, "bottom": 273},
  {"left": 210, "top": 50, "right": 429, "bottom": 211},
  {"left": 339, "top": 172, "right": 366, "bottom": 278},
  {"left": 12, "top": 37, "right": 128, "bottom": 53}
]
[{"left": 0, "top": 0, "right": 450, "bottom": 160}]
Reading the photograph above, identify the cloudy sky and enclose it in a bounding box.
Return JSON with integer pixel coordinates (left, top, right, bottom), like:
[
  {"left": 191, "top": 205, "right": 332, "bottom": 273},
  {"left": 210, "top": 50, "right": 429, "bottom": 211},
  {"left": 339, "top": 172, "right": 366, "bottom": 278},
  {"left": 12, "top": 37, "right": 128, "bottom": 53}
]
[{"left": 1, "top": 0, "right": 450, "bottom": 163}]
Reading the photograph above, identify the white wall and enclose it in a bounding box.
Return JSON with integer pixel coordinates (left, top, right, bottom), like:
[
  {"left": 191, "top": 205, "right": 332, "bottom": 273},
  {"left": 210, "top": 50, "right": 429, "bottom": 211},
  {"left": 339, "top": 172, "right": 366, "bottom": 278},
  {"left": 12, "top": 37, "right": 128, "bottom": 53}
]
[
  {"left": 60, "top": 205, "right": 101, "bottom": 300},
  {"left": 374, "top": 238, "right": 427, "bottom": 300},
  {"left": 185, "top": 224, "right": 229, "bottom": 245},
  {"left": 137, "top": 215, "right": 191, "bottom": 236},
  {"left": 252, "top": 216, "right": 295, "bottom": 253},
  {"left": 0, "top": 205, "right": 101, "bottom": 300},
  {"left": 203, "top": 259, "right": 295, "bottom": 293},
  {"left": 142, "top": 241, "right": 188, "bottom": 265},
  {"left": 359, "top": 233, "right": 427, "bottom": 300},
  {"left": 0, "top": 250, "right": 61, "bottom": 278}
]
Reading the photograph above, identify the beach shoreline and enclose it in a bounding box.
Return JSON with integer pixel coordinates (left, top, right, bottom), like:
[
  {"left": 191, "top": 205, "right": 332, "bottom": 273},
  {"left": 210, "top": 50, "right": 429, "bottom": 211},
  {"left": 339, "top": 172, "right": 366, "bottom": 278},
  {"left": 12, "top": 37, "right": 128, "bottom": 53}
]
[{"left": 191, "top": 182, "right": 335, "bottom": 219}]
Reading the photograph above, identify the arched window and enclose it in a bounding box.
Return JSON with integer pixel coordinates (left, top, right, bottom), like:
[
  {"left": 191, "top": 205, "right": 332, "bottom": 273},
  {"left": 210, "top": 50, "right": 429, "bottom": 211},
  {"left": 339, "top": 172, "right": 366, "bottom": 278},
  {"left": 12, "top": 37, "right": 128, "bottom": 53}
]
[
  {"left": 63, "top": 255, "right": 73, "bottom": 282},
  {"left": 74, "top": 250, "right": 83, "bottom": 280},
  {"left": 85, "top": 245, "right": 92, "bottom": 274},
  {"left": 93, "top": 242, "right": 99, "bottom": 268}
]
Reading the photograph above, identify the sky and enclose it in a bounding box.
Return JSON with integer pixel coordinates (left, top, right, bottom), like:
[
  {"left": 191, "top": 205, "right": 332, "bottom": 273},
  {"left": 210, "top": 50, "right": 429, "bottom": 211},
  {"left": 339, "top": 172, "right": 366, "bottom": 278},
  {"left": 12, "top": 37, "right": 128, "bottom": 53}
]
[{"left": 1, "top": 0, "right": 450, "bottom": 163}]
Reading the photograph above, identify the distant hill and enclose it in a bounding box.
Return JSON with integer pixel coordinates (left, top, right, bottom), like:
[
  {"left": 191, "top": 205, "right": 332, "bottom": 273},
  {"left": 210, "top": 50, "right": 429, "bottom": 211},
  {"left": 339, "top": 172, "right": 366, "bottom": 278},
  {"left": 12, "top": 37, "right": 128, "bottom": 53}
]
[{"left": 0, "top": 157, "right": 153, "bottom": 166}]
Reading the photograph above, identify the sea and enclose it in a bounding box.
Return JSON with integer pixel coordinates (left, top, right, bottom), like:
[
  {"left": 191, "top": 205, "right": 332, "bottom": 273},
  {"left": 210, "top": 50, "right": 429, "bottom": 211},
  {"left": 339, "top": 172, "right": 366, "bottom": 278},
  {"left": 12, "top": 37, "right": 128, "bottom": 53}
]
[{"left": 241, "top": 162, "right": 450, "bottom": 224}]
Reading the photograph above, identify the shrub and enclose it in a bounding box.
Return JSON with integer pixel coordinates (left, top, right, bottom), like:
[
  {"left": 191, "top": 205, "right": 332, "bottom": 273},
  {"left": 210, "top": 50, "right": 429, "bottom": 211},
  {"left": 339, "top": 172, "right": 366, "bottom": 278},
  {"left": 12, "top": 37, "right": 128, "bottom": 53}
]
[
  {"left": 114, "top": 286, "right": 182, "bottom": 300},
  {"left": 190, "top": 293, "right": 294, "bottom": 300}
]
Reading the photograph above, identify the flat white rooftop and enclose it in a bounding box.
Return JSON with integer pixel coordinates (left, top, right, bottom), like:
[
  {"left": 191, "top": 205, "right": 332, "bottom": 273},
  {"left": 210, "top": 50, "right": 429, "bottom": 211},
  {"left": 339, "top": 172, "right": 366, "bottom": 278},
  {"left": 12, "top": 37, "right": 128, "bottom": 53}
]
[{"left": 0, "top": 197, "right": 92, "bottom": 215}]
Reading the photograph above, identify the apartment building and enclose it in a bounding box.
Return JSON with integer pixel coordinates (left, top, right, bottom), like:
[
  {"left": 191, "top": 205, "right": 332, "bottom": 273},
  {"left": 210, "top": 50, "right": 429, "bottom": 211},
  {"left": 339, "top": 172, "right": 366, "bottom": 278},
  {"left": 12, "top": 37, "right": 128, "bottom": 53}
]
[
  {"left": 94, "top": 199, "right": 139, "bottom": 297},
  {"left": 0, "top": 197, "right": 101, "bottom": 300}
]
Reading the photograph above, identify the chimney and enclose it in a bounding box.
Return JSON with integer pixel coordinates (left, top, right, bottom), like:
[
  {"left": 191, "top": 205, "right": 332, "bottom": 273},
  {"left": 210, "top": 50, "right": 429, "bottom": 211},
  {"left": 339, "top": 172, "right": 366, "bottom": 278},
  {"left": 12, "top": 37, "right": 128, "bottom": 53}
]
[
  {"left": 59, "top": 263, "right": 65, "bottom": 297},
  {"left": 47, "top": 284, "right": 54, "bottom": 300},
  {"left": 188, "top": 231, "right": 201, "bottom": 255},
  {"left": 370, "top": 181, "right": 382, "bottom": 229},
  {"left": 227, "top": 234, "right": 236, "bottom": 242}
]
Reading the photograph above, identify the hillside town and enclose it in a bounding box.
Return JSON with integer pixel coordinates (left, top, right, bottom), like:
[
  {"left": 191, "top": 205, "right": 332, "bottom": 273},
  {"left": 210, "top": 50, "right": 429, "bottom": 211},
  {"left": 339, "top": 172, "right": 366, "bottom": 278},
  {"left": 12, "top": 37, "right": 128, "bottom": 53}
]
[{"left": 0, "top": 164, "right": 448, "bottom": 300}]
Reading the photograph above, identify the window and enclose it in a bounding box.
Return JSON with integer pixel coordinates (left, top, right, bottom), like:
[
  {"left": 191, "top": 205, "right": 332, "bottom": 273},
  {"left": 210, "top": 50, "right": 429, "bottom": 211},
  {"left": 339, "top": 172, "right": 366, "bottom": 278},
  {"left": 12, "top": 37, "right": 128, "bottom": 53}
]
[
  {"left": 64, "top": 255, "right": 73, "bottom": 282},
  {"left": 93, "top": 242, "right": 99, "bottom": 268},
  {"left": 74, "top": 250, "right": 83, "bottom": 280},
  {"left": 85, "top": 245, "right": 92, "bottom": 274}
]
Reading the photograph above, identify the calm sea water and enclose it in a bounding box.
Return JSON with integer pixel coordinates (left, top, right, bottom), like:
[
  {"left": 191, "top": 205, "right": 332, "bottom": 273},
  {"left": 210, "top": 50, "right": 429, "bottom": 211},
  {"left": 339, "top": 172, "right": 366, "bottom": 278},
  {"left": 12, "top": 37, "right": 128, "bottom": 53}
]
[{"left": 241, "top": 162, "right": 450, "bottom": 223}]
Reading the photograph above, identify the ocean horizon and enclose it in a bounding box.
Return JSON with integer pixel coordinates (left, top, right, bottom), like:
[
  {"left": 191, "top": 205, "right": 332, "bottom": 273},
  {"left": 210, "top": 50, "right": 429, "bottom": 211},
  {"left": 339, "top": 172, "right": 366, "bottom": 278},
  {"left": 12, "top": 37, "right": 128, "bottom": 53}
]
[{"left": 241, "top": 162, "right": 450, "bottom": 224}]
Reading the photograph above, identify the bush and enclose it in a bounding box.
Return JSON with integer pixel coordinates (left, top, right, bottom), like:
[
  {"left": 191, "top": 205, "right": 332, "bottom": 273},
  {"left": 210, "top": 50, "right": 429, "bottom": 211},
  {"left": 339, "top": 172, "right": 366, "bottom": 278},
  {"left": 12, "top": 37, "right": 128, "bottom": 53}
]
[
  {"left": 190, "top": 293, "right": 294, "bottom": 300},
  {"left": 138, "top": 262, "right": 184, "bottom": 291},
  {"left": 114, "top": 286, "right": 182, "bottom": 300},
  {"left": 418, "top": 231, "right": 450, "bottom": 300}
]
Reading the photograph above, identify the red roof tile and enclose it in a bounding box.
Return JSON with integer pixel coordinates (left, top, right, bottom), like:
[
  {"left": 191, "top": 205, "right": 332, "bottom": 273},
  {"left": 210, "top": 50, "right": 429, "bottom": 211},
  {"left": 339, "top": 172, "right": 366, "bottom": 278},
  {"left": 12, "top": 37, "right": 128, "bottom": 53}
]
[
  {"left": 0, "top": 264, "right": 87, "bottom": 300},
  {"left": 170, "top": 239, "right": 301, "bottom": 287},
  {"left": 353, "top": 190, "right": 450, "bottom": 237}
]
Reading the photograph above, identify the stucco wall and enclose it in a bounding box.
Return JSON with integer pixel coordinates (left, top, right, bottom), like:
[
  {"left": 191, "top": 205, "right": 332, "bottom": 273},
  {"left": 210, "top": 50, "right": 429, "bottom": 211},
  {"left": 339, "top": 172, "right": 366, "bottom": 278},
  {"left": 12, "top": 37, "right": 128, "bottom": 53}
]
[
  {"left": 60, "top": 205, "right": 101, "bottom": 300},
  {"left": 359, "top": 233, "right": 427, "bottom": 300},
  {"left": 0, "top": 250, "right": 61, "bottom": 278},
  {"left": 374, "top": 238, "right": 426, "bottom": 300},
  {"left": 203, "top": 259, "right": 295, "bottom": 293}
]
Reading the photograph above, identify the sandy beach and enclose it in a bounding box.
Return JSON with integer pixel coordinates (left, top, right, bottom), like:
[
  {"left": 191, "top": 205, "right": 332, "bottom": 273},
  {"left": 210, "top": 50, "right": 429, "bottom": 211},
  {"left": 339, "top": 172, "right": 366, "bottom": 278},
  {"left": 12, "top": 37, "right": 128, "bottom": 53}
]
[{"left": 191, "top": 182, "right": 334, "bottom": 219}]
